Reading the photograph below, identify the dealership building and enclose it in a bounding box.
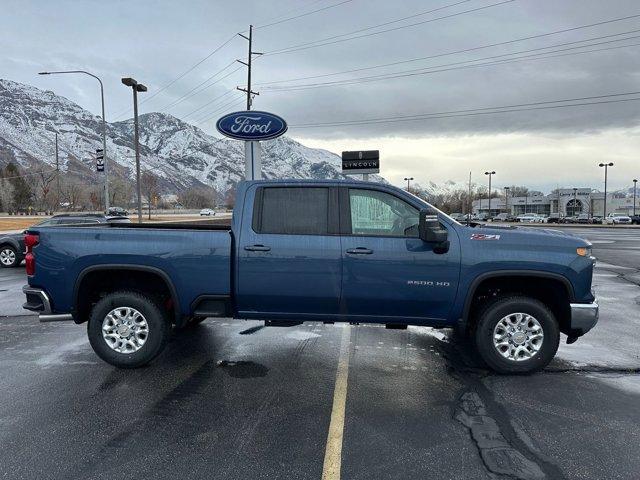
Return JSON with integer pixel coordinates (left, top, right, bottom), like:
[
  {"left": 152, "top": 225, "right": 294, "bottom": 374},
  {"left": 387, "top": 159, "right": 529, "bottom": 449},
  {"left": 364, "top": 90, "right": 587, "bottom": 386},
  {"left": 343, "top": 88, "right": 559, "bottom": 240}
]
[{"left": 472, "top": 188, "right": 638, "bottom": 217}]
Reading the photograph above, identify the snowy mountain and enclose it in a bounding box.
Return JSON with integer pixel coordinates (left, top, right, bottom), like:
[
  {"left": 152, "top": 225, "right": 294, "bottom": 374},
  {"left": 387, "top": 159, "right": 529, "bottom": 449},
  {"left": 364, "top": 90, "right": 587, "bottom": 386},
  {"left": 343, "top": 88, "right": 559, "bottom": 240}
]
[{"left": 0, "top": 78, "right": 380, "bottom": 197}]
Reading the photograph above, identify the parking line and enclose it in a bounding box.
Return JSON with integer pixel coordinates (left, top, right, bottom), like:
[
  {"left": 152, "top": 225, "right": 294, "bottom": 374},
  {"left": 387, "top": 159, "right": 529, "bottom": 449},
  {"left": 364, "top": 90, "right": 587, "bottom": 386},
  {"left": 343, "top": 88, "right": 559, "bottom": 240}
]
[{"left": 322, "top": 325, "right": 351, "bottom": 480}]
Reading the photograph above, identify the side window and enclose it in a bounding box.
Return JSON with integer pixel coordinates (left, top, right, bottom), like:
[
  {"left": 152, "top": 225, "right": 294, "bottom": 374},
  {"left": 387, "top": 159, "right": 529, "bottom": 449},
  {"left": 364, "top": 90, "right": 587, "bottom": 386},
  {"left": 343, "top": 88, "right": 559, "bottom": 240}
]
[
  {"left": 349, "top": 189, "right": 419, "bottom": 237},
  {"left": 256, "top": 187, "right": 329, "bottom": 235}
]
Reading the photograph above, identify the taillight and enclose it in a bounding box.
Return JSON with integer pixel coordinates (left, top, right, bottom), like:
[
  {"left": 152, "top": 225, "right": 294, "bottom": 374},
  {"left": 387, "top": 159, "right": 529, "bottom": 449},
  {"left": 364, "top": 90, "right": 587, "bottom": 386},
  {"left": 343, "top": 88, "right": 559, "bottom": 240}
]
[{"left": 24, "top": 233, "right": 39, "bottom": 276}]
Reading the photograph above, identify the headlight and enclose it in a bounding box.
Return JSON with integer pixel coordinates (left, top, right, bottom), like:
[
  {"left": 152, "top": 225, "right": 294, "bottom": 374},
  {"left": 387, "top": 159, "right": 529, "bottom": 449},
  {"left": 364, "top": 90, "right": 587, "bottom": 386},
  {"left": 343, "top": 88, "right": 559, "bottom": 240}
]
[{"left": 576, "top": 247, "right": 592, "bottom": 257}]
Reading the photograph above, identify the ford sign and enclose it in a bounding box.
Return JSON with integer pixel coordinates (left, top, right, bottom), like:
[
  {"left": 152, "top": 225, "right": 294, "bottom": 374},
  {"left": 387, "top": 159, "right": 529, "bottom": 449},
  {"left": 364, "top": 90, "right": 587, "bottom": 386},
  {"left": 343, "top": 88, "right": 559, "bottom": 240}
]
[{"left": 216, "top": 110, "right": 288, "bottom": 141}]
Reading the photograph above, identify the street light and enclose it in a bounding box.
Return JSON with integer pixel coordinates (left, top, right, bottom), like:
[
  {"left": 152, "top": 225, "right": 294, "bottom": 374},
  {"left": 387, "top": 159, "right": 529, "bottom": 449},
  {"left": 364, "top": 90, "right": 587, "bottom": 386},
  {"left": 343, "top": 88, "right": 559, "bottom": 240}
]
[
  {"left": 122, "top": 77, "right": 147, "bottom": 223},
  {"left": 633, "top": 179, "right": 638, "bottom": 217},
  {"left": 598, "top": 162, "right": 614, "bottom": 218},
  {"left": 404, "top": 177, "right": 414, "bottom": 191},
  {"left": 484, "top": 171, "right": 495, "bottom": 218},
  {"left": 504, "top": 186, "right": 510, "bottom": 214},
  {"left": 38, "top": 70, "right": 110, "bottom": 211}
]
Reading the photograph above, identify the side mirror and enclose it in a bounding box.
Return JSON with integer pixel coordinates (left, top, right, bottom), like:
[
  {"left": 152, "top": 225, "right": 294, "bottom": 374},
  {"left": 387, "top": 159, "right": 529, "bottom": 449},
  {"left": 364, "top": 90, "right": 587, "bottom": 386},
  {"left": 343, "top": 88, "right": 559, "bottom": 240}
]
[{"left": 418, "top": 209, "right": 448, "bottom": 244}]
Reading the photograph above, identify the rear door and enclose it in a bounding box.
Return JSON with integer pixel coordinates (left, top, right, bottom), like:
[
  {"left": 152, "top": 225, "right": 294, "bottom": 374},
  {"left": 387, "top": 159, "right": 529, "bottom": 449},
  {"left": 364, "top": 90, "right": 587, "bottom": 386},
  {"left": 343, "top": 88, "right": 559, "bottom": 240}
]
[
  {"left": 236, "top": 185, "right": 342, "bottom": 318},
  {"left": 339, "top": 187, "right": 460, "bottom": 322}
]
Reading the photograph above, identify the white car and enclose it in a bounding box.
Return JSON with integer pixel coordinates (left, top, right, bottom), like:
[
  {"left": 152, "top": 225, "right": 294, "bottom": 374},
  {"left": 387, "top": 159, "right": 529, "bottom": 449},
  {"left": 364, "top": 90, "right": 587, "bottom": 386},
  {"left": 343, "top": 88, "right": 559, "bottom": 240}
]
[
  {"left": 517, "top": 214, "right": 542, "bottom": 223},
  {"left": 605, "top": 213, "right": 631, "bottom": 224},
  {"left": 199, "top": 208, "right": 216, "bottom": 216}
]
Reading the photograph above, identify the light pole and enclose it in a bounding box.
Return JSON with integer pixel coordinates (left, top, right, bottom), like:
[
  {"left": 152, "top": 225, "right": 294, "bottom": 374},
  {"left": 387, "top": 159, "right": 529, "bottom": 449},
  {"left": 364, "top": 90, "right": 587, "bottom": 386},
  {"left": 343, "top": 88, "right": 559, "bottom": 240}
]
[
  {"left": 38, "top": 70, "right": 109, "bottom": 211},
  {"left": 633, "top": 179, "right": 637, "bottom": 217},
  {"left": 504, "top": 186, "right": 510, "bottom": 214},
  {"left": 122, "top": 77, "right": 147, "bottom": 223},
  {"left": 404, "top": 177, "right": 414, "bottom": 192},
  {"left": 572, "top": 187, "right": 578, "bottom": 216},
  {"left": 484, "top": 171, "right": 495, "bottom": 218},
  {"left": 598, "top": 162, "right": 614, "bottom": 218}
]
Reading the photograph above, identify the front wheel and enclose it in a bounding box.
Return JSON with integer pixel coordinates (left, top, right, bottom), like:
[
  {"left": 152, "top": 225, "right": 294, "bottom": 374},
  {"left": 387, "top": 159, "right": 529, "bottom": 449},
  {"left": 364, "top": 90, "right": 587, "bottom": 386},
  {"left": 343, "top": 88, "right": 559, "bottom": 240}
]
[
  {"left": 474, "top": 296, "right": 559, "bottom": 374},
  {"left": 88, "top": 291, "right": 170, "bottom": 368},
  {"left": 0, "top": 245, "right": 21, "bottom": 268}
]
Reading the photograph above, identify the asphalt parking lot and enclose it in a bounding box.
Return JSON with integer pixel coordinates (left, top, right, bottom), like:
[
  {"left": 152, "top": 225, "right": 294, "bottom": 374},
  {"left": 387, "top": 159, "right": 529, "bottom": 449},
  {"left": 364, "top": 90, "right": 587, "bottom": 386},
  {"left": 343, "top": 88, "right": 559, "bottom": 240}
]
[{"left": 1, "top": 227, "right": 639, "bottom": 480}]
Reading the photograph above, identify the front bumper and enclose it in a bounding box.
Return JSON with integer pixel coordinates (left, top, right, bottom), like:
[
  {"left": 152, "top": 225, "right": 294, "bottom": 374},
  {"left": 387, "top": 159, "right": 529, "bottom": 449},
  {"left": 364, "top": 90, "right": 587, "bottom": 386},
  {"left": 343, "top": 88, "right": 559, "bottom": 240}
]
[
  {"left": 22, "top": 285, "right": 72, "bottom": 322},
  {"left": 569, "top": 301, "right": 599, "bottom": 336}
]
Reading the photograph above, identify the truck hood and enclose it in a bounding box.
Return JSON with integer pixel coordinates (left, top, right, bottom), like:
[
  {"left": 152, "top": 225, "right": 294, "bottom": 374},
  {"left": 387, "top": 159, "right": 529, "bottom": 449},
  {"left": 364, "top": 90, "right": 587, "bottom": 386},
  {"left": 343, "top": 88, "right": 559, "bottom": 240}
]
[{"left": 460, "top": 224, "right": 591, "bottom": 247}]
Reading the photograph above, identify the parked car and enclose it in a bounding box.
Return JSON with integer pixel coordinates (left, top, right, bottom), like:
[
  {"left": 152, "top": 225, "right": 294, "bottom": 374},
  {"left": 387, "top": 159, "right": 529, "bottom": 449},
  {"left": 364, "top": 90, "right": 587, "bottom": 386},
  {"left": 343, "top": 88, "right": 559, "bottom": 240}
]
[
  {"left": 561, "top": 215, "right": 577, "bottom": 224},
  {"left": 630, "top": 214, "right": 640, "bottom": 225},
  {"left": 200, "top": 208, "right": 216, "bottom": 216},
  {"left": 605, "top": 213, "right": 632, "bottom": 225},
  {"left": 23, "top": 179, "right": 598, "bottom": 374},
  {"left": 516, "top": 214, "right": 542, "bottom": 223},
  {"left": 493, "top": 213, "right": 516, "bottom": 222},
  {"left": 591, "top": 216, "right": 603, "bottom": 225},
  {"left": 0, "top": 214, "right": 130, "bottom": 268},
  {"left": 472, "top": 213, "right": 489, "bottom": 222},
  {"left": 107, "top": 207, "right": 129, "bottom": 216},
  {"left": 576, "top": 214, "right": 592, "bottom": 224},
  {"left": 546, "top": 213, "right": 563, "bottom": 224}
]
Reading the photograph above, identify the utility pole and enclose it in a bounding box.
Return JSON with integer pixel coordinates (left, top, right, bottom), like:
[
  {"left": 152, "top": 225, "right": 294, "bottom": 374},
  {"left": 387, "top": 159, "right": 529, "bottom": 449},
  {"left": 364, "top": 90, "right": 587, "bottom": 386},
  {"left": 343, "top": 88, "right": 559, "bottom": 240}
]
[
  {"left": 237, "top": 25, "right": 264, "bottom": 181},
  {"left": 633, "top": 179, "right": 638, "bottom": 216},
  {"left": 504, "top": 186, "right": 510, "bottom": 214},
  {"left": 55, "top": 133, "right": 60, "bottom": 213},
  {"left": 237, "top": 25, "right": 262, "bottom": 110},
  {"left": 599, "top": 162, "right": 614, "bottom": 218},
  {"left": 467, "top": 171, "right": 472, "bottom": 223},
  {"left": 39, "top": 70, "right": 109, "bottom": 211},
  {"left": 484, "top": 171, "right": 495, "bottom": 218},
  {"left": 404, "top": 177, "right": 414, "bottom": 191},
  {"left": 121, "top": 77, "right": 147, "bottom": 223}
]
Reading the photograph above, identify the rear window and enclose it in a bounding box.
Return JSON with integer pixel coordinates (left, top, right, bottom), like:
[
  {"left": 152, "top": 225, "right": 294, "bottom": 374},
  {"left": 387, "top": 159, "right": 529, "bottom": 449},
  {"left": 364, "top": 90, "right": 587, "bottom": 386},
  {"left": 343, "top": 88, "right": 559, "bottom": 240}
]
[{"left": 255, "top": 187, "right": 329, "bottom": 235}]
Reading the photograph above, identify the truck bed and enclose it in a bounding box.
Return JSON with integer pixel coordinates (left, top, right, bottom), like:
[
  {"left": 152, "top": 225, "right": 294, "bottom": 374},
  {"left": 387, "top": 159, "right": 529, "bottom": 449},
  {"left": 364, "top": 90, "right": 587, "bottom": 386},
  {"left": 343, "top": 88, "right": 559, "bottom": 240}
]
[{"left": 27, "top": 223, "right": 233, "bottom": 316}]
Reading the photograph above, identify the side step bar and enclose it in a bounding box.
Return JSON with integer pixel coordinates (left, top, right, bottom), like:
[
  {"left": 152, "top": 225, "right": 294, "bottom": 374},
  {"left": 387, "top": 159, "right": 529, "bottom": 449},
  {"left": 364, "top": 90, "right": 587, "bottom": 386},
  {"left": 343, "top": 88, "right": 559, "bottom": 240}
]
[{"left": 39, "top": 314, "right": 74, "bottom": 322}]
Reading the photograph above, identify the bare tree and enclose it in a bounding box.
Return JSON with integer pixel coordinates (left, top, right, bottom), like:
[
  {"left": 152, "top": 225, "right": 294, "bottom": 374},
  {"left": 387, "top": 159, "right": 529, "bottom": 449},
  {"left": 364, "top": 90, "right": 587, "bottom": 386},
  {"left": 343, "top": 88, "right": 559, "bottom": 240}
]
[
  {"left": 141, "top": 171, "right": 160, "bottom": 219},
  {"left": 34, "top": 169, "right": 57, "bottom": 214},
  {"left": 110, "top": 178, "right": 134, "bottom": 209},
  {"left": 178, "top": 187, "right": 217, "bottom": 209}
]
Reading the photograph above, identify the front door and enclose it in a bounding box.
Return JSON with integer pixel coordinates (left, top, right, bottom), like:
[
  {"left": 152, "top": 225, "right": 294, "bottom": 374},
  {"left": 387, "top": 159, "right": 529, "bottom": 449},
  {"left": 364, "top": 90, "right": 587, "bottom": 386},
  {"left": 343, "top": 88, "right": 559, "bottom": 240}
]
[
  {"left": 236, "top": 185, "right": 342, "bottom": 319},
  {"left": 340, "top": 187, "right": 460, "bottom": 322}
]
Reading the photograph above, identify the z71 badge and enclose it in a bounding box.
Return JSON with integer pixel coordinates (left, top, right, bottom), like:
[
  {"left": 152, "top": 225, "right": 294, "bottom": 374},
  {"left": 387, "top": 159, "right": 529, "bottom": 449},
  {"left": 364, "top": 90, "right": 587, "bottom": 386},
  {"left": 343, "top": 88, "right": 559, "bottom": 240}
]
[{"left": 470, "top": 233, "right": 501, "bottom": 240}]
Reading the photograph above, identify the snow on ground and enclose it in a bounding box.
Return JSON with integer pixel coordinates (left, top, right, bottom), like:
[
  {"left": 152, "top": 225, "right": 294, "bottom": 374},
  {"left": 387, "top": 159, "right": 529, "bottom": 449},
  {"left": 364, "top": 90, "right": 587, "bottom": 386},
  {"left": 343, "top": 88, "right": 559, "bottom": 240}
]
[{"left": 556, "top": 264, "right": 640, "bottom": 369}]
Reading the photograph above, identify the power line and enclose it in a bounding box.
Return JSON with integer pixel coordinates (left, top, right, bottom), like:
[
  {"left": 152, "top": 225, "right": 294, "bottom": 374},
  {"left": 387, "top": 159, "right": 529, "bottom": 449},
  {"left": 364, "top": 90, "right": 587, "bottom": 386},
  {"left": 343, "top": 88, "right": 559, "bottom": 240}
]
[
  {"left": 140, "top": 33, "right": 238, "bottom": 105},
  {"left": 263, "top": 34, "right": 640, "bottom": 91},
  {"left": 255, "top": 0, "right": 356, "bottom": 29},
  {"left": 256, "top": 15, "right": 640, "bottom": 86},
  {"left": 264, "top": 0, "right": 516, "bottom": 56},
  {"left": 181, "top": 89, "right": 236, "bottom": 121},
  {"left": 288, "top": 91, "right": 640, "bottom": 128},
  {"left": 195, "top": 97, "right": 246, "bottom": 126},
  {"left": 157, "top": 61, "right": 238, "bottom": 111}
]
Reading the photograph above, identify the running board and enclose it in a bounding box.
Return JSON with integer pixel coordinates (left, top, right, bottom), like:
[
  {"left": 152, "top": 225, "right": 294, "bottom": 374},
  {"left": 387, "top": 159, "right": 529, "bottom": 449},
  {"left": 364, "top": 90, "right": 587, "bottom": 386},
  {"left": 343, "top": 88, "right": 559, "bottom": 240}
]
[{"left": 39, "top": 314, "right": 73, "bottom": 322}]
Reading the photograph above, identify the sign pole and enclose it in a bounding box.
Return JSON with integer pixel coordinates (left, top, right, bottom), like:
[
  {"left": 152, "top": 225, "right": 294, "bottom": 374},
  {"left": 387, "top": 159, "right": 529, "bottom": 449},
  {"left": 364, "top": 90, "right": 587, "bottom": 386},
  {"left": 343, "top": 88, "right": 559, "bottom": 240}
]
[{"left": 244, "top": 141, "right": 262, "bottom": 180}]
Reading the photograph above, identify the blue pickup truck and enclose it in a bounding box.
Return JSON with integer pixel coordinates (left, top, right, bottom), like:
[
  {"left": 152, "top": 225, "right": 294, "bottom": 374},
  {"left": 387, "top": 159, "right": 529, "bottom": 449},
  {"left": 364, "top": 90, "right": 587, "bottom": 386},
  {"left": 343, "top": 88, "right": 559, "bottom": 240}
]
[{"left": 22, "top": 180, "right": 598, "bottom": 373}]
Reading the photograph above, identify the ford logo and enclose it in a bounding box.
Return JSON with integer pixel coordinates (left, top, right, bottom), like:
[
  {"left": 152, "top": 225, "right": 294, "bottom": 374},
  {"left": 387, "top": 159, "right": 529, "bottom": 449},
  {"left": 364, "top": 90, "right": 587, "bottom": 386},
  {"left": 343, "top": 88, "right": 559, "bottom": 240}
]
[{"left": 216, "top": 110, "right": 288, "bottom": 141}]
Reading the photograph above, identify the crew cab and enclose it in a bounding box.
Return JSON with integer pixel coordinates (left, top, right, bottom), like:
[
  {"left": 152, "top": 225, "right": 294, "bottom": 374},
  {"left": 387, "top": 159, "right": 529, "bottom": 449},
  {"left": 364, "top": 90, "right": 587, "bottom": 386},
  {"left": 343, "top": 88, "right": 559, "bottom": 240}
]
[{"left": 22, "top": 180, "right": 599, "bottom": 374}]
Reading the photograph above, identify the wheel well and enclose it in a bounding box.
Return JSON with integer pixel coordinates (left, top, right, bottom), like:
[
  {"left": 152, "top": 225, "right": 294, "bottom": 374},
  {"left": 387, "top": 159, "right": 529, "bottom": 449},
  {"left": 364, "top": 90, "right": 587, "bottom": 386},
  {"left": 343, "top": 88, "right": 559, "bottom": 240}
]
[
  {"left": 75, "top": 268, "right": 178, "bottom": 324},
  {"left": 465, "top": 275, "right": 571, "bottom": 335}
]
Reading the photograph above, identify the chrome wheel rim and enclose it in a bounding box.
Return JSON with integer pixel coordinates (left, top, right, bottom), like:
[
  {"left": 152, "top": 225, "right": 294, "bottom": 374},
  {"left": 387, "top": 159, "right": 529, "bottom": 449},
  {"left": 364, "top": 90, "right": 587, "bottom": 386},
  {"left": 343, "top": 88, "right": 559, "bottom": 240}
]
[
  {"left": 0, "top": 248, "right": 16, "bottom": 266},
  {"left": 493, "top": 312, "right": 544, "bottom": 362},
  {"left": 102, "top": 307, "right": 149, "bottom": 354}
]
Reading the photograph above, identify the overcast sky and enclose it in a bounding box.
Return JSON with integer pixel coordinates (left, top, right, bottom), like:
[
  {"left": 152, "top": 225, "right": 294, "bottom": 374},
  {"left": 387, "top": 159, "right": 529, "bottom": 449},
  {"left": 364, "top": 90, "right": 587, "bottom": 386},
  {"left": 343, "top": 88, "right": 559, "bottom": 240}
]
[{"left": 3, "top": 0, "right": 640, "bottom": 192}]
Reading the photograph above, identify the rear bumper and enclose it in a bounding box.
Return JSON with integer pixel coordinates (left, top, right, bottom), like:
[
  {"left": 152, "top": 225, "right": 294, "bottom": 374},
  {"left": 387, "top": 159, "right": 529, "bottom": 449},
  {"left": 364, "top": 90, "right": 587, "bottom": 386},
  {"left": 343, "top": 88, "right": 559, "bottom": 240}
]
[
  {"left": 569, "top": 301, "right": 599, "bottom": 336},
  {"left": 22, "top": 286, "right": 73, "bottom": 322}
]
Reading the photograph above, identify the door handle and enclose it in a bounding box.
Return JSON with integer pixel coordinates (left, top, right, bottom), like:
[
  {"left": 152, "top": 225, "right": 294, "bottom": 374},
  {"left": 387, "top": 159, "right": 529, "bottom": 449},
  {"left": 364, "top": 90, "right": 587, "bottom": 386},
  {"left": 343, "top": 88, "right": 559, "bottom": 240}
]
[
  {"left": 244, "top": 244, "right": 271, "bottom": 252},
  {"left": 346, "top": 247, "right": 373, "bottom": 255}
]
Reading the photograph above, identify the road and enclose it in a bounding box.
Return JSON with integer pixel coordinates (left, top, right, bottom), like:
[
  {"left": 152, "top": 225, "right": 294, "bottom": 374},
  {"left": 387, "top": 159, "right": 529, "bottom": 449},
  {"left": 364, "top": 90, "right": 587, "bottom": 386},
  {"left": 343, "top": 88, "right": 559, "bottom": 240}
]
[{"left": 0, "top": 226, "right": 639, "bottom": 480}]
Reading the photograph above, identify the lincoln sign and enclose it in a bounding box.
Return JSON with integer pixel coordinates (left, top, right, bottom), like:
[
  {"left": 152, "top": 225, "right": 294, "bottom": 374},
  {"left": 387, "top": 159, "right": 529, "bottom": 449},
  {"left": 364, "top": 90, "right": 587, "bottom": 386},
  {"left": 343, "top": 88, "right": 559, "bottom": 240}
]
[
  {"left": 216, "top": 111, "right": 288, "bottom": 141},
  {"left": 341, "top": 150, "right": 380, "bottom": 174}
]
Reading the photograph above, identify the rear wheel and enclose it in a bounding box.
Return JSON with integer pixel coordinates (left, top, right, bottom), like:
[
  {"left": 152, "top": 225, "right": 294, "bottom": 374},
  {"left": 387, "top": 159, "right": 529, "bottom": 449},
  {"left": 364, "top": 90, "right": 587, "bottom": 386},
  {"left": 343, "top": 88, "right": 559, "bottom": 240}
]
[
  {"left": 88, "top": 291, "right": 170, "bottom": 368},
  {"left": 0, "top": 245, "right": 21, "bottom": 268},
  {"left": 474, "top": 296, "right": 559, "bottom": 374}
]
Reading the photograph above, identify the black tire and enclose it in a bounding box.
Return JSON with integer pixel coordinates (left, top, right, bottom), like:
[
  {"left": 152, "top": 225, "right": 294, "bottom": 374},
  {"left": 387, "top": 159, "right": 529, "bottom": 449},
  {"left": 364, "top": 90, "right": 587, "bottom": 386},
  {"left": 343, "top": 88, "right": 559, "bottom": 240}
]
[
  {"left": 474, "top": 296, "right": 559, "bottom": 374},
  {"left": 0, "top": 245, "right": 21, "bottom": 268},
  {"left": 87, "top": 291, "right": 170, "bottom": 368}
]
